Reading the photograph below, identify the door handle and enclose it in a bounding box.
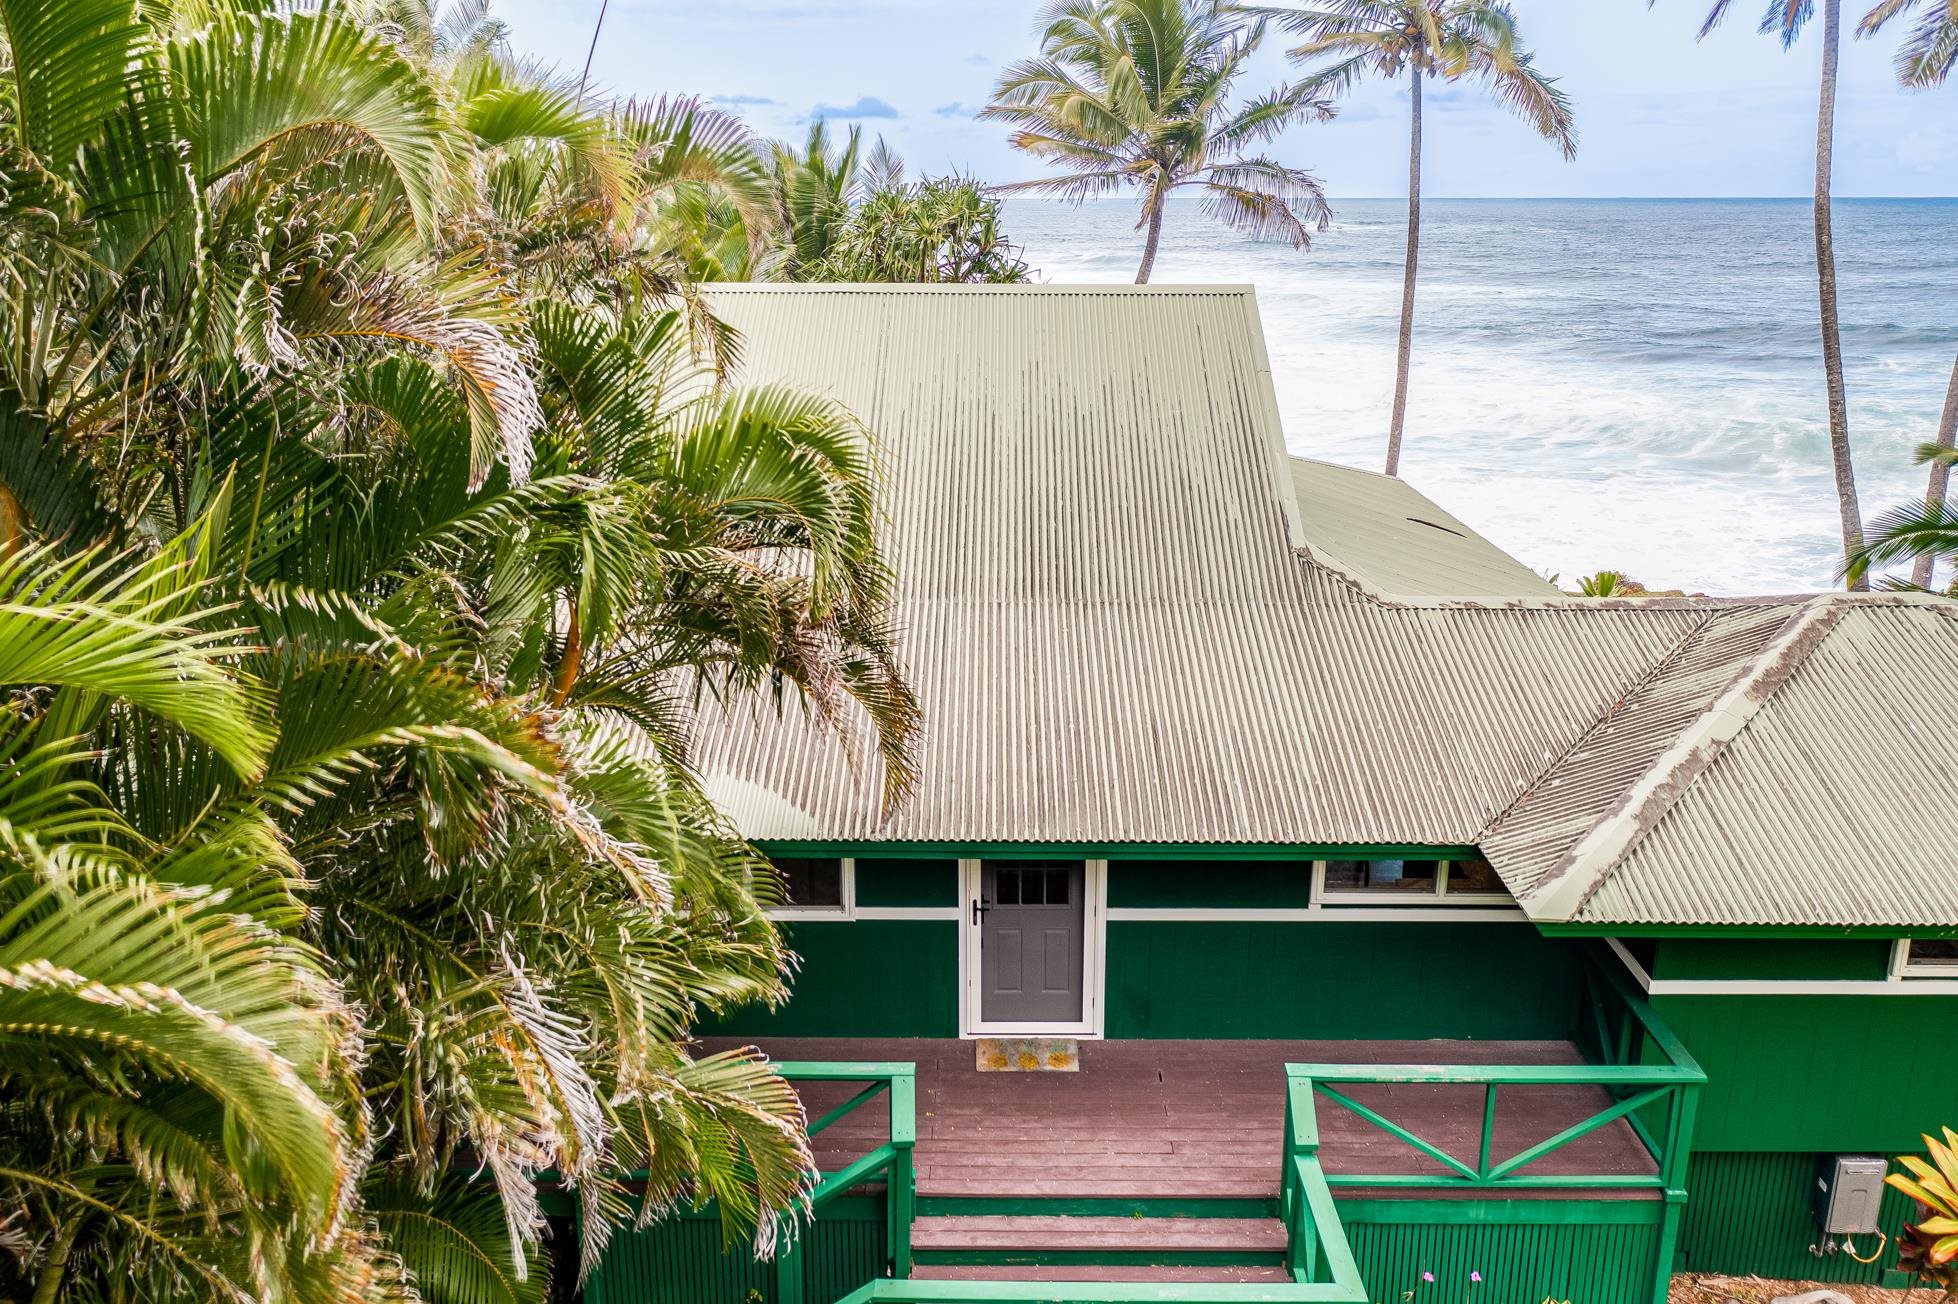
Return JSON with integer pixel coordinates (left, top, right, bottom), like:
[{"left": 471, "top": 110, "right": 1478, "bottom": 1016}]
[{"left": 971, "top": 897, "right": 990, "bottom": 925}]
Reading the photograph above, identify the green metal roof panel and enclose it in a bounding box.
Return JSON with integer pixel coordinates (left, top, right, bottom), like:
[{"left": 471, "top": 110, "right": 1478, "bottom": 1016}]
[{"left": 685, "top": 285, "right": 1958, "bottom": 928}]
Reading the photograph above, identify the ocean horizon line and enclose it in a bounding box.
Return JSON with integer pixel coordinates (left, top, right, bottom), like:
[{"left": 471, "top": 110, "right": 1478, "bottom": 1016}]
[{"left": 1010, "top": 193, "right": 1958, "bottom": 204}]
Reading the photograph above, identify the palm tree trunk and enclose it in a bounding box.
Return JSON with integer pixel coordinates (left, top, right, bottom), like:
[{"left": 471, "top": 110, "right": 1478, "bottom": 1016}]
[
  {"left": 1813, "top": 0, "right": 1867, "bottom": 590},
  {"left": 1385, "top": 71, "right": 1423, "bottom": 478},
  {"left": 1135, "top": 189, "right": 1166, "bottom": 285},
  {"left": 32, "top": 1212, "right": 86, "bottom": 1304},
  {"left": 0, "top": 480, "right": 25, "bottom": 555},
  {"left": 1910, "top": 351, "right": 1958, "bottom": 589}
]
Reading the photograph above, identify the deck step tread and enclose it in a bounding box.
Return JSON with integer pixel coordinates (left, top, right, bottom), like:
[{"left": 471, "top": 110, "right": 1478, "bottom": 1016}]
[
  {"left": 912, "top": 1216, "right": 1287, "bottom": 1252},
  {"left": 910, "top": 1265, "right": 1294, "bottom": 1283}
]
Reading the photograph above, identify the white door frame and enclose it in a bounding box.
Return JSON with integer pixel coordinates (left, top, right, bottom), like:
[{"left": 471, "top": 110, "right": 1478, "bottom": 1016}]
[{"left": 958, "top": 857, "right": 1106, "bottom": 1039}]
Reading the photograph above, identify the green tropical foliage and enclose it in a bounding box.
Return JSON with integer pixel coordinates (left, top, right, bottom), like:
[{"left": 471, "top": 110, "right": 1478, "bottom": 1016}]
[
  {"left": 814, "top": 169, "right": 1030, "bottom": 283},
  {"left": 1252, "top": 0, "right": 1575, "bottom": 476},
  {"left": 1575, "top": 570, "right": 1635, "bottom": 597},
  {"left": 0, "top": 2, "right": 917, "bottom": 1301},
  {"left": 982, "top": 0, "right": 1337, "bottom": 283},
  {"left": 768, "top": 120, "right": 873, "bottom": 279},
  {"left": 1850, "top": 442, "right": 1958, "bottom": 592},
  {"left": 754, "top": 127, "right": 1029, "bottom": 283},
  {"left": 1886, "top": 1128, "right": 1958, "bottom": 1292}
]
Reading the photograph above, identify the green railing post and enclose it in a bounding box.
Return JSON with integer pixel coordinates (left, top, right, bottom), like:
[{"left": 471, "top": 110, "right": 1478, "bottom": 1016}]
[
  {"left": 888, "top": 1069, "right": 916, "bottom": 1279},
  {"left": 771, "top": 1063, "right": 918, "bottom": 1300},
  {"left": 776, "top": 1223, "right": 805, "bottom": 1304},
  {"left": 1650, "top": 1082, "right": 1700, "bottom": 1304}
]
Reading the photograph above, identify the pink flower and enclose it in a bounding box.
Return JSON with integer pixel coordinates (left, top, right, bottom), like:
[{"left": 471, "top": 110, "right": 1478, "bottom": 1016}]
[
  {"left": 1422, "top": 1272, "right": 1435, "bottom": 1283},
  {"left": 1470, "top": 1273, "right": 1483, "bottom": 1284}
]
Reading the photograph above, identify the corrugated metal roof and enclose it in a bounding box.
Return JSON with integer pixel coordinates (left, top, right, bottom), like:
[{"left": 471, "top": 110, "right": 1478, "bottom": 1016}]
[
  {"left": 1492, "top": 600, "right": 1958, "bottom": 926},
  {"left": 687, "top": 285, "right": 1958, "bottom": 927},
  {"left": 1288, "top": 457, "right": 1559, "bottom": 598}
]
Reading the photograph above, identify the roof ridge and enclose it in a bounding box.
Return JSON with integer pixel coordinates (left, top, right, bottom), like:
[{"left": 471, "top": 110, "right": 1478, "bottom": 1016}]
[
  {"left": 1478, "top": 605, "right": 1725, "bottom": 838},
  {"left": 1521, "top": 595, "right": 1850, "bottom": 920}
]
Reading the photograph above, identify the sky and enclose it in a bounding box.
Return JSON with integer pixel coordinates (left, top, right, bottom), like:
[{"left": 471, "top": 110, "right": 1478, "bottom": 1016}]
[{"left": 497, "top": 0, "right": 1956, "bottom": 198}]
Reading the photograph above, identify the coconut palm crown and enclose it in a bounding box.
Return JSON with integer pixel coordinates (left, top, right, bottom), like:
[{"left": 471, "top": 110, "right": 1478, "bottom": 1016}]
[
  {"left": 1249, "top": 0, "right": 1575, "bottom": 476},
  {"left": 1859, "top": 0, "right": 1958, "bottom": 85},
  {"left": 982, "top": 0, "right": 1337, "bottom": 284}
]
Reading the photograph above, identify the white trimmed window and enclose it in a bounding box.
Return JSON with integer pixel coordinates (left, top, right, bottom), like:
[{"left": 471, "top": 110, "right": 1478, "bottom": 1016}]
[
  {"left": 1895, "top": 938, "right": 1958, "bottom": 979},
  {"left": 1313, "top": 857, "right": 1512, "bottom": 906},
  {"left": 765, "top": 855, "right": 855, "bottom": 920}
]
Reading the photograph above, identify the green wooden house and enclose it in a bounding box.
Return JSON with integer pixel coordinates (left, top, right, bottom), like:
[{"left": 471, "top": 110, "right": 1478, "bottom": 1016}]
[{"left": 588, "top": 285, "right": 1958, "bottom": 1304}]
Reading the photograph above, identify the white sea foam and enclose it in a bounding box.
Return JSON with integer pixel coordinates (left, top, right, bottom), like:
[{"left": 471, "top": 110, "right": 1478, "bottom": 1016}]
[{"left": 1005, "top": 197, "right": 1958, "bottom": 595}]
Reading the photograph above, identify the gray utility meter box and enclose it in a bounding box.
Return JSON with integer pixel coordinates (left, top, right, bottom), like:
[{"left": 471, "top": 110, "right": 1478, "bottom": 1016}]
[{"left": 1812, "top": 1155, "right": 1887, "bottom": 1236}]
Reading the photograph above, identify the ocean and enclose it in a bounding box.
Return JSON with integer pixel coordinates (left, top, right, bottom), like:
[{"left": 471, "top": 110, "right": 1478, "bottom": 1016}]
[{"left": 1003, "top": 197, "right": 1958, "bottom": 596}]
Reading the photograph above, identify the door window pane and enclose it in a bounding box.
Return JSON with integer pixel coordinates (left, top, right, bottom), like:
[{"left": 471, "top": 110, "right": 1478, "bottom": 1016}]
[{"left": 985, "top": 861, "right": 1080, "bottom": 908}]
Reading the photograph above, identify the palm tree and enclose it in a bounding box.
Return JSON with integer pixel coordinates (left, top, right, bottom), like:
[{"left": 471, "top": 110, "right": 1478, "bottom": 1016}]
[
  {"left": 1253, "top": 1, "right": 1575, "bottom": 476},
  {"left": 1659, "top": 0, "right": 1868, "bottom": 589},
  {"left": 769, "top": 120, "right": 869, "bottom": 278},
  {"left": 1859, "top": 0, "right": 1958, "bottom": 587},
  {"left": 981, "top": 0, "right": 1336, "bottom": 284},
  {"left": 0, "top": 2, "right": 917, "bottom": 1298}
]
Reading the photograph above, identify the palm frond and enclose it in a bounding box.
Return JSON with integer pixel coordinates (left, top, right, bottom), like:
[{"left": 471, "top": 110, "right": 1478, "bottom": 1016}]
[
  {"left": 0, "top": 539, "right": 273, "bottom": 778},
  {"left": 1193, "top": 155, "right": 1333, "bottom": 245}
]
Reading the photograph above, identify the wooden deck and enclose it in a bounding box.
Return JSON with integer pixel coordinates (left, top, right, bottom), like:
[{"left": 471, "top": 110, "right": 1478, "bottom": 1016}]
[{"left": 706, "top": 1038, "right": 1660, "bottom": 1203}]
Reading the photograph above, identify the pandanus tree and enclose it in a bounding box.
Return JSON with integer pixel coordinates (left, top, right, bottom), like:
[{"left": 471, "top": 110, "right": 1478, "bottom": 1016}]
[
  {"left": 1658, "top": 0, "right": 1870, "bottom": 588},
  {"left": 982, "top": 0, "right": 1337, "bottom": 284},
  {"left": 1856, "top": 0, "right": 1958, "bottom": 589},
  {"left": 1250, "top": 1, "right": 1575, "bottom": 476},
  {"left": 0, "top": 1, "right": 914, "bottom": 1300}
]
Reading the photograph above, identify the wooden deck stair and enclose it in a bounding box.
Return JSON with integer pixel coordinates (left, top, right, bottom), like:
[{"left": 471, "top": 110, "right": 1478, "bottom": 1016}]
[{"left": 910, "top": 1213, "right": 1289, "bottom": 1272}]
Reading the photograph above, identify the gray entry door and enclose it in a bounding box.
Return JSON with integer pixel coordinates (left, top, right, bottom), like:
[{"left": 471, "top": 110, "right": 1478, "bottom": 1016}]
[{"left": 978, "top": 861, "right": 1085, "bottom": 1025}]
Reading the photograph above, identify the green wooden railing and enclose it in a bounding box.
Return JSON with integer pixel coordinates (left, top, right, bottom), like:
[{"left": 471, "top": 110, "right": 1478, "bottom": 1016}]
[
  {"left": 1283, "top": 949, "right": 1706, "bottom": 1304},
  {"left": 774, "top": 1061, "right": 917, "bottom": 1304},
  {"left": 807, "top": 1056, "right": 1371, "bottom": 1304},
  {"left": 801, "top": 948, "right": 1700, "bottom": 1304}
]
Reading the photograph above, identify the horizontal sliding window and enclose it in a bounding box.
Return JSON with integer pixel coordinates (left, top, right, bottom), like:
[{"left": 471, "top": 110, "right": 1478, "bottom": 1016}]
[
  {"left": 1898, "top": 938, "right": 1958, "bottom": 978},
  {"left": 766, "top": 855, "right": 853, "bottom": 918},
  {"left": 1313, "top": 857, "right": 1511, "bottom": 906}
]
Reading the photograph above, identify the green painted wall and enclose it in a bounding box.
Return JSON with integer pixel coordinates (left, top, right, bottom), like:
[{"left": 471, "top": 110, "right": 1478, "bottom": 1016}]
[
  {"left": 585, "top": 1201, "right": 885, "bottom": 1304},
  {"left": 1652, "top": 938, "right": 1892, "bottom": 981},
  {"left": 1107, "top": 859, "right": 1313, "bottom": 908},
  {"left": 1654, "top": 989, "right": 1958, "bottom": 1152},
  {"left": 711, "top": 919, "right": 959, "bottom": 1038},
  {"left": 1678, "top": 1151, "right": 1916, "bottom": 1285},
  {"left": 1105, "top": 922, "right": 1582, "bottom": 1039},
  {"left": 1638, "top": 938, "right": 1958, "bottom": 1153},
  {"left": 1337, "top": 1203, "right": 1660, "bottom": 1304},
  {"left": 854, "top": 858, "right": 958, "bottom": 908}
]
